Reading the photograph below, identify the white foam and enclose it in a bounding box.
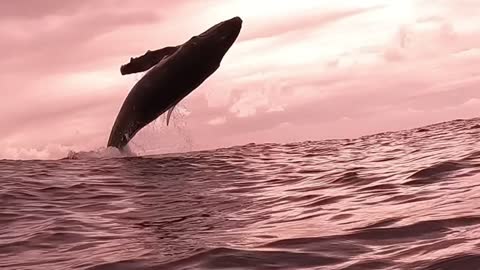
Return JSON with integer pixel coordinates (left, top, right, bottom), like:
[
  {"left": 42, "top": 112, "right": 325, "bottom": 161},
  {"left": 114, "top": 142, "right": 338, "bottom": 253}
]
[
  {"left": 126, "top": 101, "right": 195, "bottom": 155},
  {"left": 65, "top": 146, "right": 137, "bottom": 160}
]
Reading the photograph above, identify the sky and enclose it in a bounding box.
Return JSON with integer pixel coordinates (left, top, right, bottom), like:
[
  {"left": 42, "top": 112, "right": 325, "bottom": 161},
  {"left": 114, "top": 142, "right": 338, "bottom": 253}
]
[{"left": 1, "top": 0, "right": 480, "bottom": 159}]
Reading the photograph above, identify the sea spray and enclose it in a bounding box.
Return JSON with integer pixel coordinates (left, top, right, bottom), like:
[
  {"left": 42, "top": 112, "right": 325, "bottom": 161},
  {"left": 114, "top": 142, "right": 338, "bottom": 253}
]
[
  {"left": 128, "top": 101, "right": 194, "bottom": 155},
  {"left": 65, "top": 146, "right": 136, "bottom": 160}
]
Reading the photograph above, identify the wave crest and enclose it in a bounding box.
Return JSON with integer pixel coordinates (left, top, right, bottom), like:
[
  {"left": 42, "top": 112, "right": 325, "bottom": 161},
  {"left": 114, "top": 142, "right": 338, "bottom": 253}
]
[{"left": 65, "top": 146, "right": 137, "bottom": 160}]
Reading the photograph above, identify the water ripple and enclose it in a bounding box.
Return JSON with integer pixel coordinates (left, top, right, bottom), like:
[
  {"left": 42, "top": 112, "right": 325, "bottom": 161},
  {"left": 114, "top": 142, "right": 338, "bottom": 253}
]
[{"left": 2, "top": 118, "right": 480, "bottom": 269}]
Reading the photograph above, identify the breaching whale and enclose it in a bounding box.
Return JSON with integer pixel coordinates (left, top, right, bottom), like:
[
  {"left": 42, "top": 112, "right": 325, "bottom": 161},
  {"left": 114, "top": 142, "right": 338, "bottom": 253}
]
[{"left": 107, "top": 16, "right": 243, "bottom": 149}]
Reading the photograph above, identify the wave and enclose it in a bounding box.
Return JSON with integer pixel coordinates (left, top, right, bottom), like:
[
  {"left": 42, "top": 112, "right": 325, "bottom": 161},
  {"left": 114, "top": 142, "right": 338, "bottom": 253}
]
[
  {"left": 64, "top": 146, "right": 137, "bottom": 160},
  {"left": 3, "top": 116, "right": 480, "bottom": 161}
]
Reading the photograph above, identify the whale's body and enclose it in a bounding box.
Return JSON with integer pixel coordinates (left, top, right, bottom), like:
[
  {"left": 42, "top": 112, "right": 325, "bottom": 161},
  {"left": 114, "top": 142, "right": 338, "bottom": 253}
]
[{"left": 107, "top": 17, "right": 243, "bottom": 149}]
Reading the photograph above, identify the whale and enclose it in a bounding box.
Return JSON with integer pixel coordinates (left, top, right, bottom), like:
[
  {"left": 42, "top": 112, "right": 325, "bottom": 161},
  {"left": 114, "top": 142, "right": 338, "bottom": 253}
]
[{"left": 107, "top": 16, "right": 243, "bottom": 149}]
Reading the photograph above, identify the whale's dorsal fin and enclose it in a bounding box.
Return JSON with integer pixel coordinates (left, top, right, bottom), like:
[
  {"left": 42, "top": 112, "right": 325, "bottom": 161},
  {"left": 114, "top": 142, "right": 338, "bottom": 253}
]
[
  {"left": 120, "top": 46, "right": 179, "bottom": 75},
  {"left": 166, "top": 103, "right": 178, "bottom": 126}
]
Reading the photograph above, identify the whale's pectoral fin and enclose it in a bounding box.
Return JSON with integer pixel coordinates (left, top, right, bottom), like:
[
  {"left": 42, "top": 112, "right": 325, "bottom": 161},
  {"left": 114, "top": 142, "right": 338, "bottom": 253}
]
[
  {"left": 120, "top": 46, "right": 180, "bottom": 75},
  {"left": 166, "top": 103, "right": 178, "bottom": 126}
]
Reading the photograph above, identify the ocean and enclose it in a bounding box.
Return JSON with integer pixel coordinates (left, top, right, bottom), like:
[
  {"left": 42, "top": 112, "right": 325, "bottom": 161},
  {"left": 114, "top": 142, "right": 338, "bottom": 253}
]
[{"left": 2, "top": 118, "right": 480, "bottom": 269}]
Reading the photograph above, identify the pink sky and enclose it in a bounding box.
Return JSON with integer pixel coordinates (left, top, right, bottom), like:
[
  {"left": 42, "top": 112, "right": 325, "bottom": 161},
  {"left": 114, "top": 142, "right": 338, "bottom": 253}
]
[{"left": 2, "top": 0, "right": 480, "bottom": 159}]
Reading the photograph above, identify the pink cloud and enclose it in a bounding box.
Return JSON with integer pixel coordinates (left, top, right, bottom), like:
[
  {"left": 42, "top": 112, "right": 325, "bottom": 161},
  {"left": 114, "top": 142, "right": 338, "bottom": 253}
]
[
  {"left": 0, "top": 1, "right": 92, "bottom": 18},
  {"left": 0, "top": 10, "right": 160, "bottom": 75},
  {"left": 237, "top": 6, "right": 383, "bottom": 42}
]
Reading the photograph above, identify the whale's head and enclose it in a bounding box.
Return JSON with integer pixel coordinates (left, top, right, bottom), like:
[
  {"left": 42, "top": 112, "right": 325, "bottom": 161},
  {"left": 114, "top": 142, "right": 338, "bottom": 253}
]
[
  {"left": 197, "top": 16, "right": 243, "bottom": 52},
  {"left": 178, "top": 16, "right": 243, "bottom": 67}
]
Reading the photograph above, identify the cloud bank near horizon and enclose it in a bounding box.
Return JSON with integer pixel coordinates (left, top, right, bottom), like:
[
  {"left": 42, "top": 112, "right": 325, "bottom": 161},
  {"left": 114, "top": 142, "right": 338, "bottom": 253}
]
[{"left": 1, "top": 0, "right": 480, "bottom": 159}]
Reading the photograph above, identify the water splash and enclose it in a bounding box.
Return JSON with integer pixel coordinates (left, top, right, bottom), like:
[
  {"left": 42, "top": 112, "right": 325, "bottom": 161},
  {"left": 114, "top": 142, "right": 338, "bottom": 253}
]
[
  {"left": 65, "top": 146, "right": 136, "bottom": 160},
  {"left": 128, "top": 101, "right": 195, "bottom": 155}
]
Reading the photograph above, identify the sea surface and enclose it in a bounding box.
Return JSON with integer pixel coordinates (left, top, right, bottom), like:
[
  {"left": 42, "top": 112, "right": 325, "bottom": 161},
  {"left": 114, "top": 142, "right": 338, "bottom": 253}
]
[{"left": 3, "top": 118, "right": 480, "bottom": 270}]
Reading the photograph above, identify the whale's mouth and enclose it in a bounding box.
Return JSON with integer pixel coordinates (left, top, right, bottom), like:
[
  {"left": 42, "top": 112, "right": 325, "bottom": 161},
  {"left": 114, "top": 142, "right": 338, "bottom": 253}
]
[{"left": 228, "top": 16, "right": 243, "bottom": 26}]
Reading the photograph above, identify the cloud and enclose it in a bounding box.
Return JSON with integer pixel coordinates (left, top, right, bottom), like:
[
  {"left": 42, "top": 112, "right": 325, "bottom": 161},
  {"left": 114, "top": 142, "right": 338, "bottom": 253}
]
[
  {"left": 0, "top": 1, "right": 92, "bottom": 19},
  {"left": 381, "top": 20, "right": 480, "bottom": 63},
  {"left": 237, "top": 6, "right": 384, "bottom": 42},
  {"left": 208, "top": 117, "right": 227, "bottom": 126},
  {"left": 0, "top": 10, "right": 161, "bottom": 75}
]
